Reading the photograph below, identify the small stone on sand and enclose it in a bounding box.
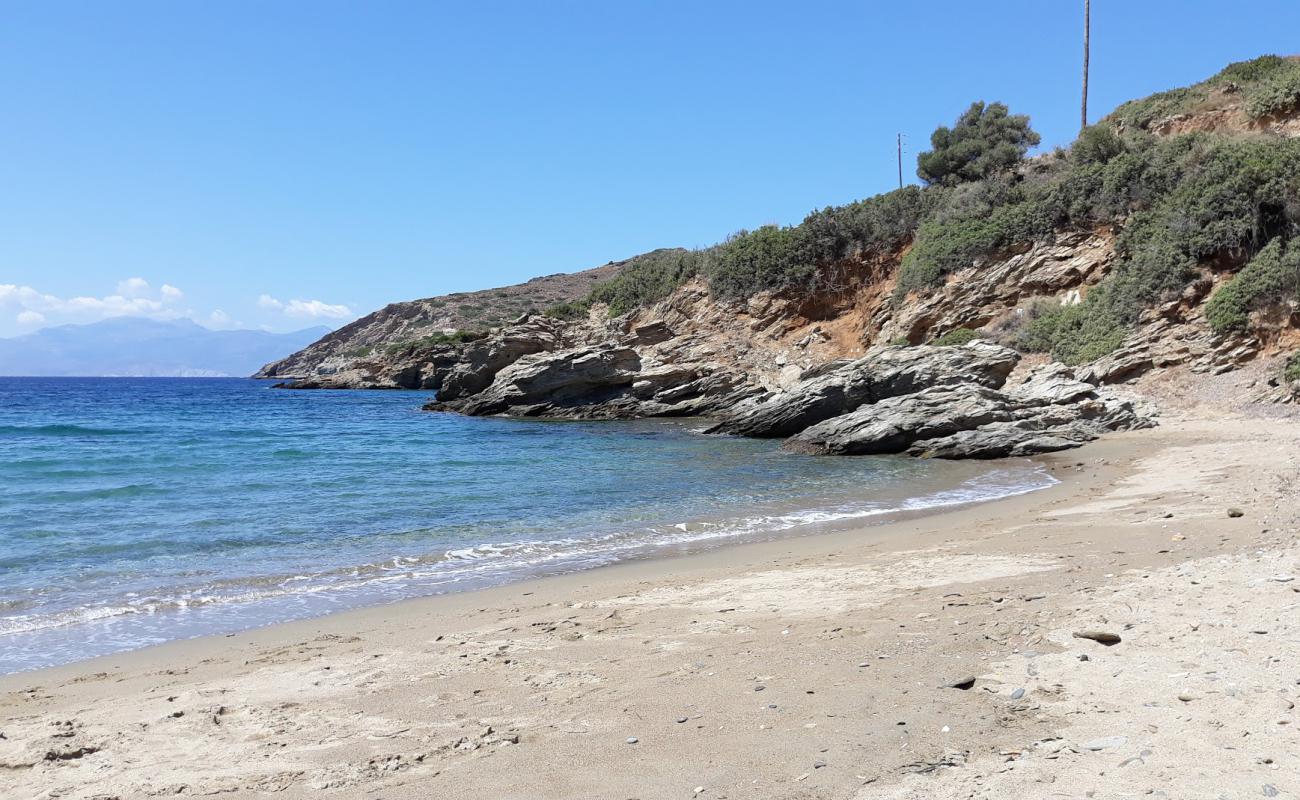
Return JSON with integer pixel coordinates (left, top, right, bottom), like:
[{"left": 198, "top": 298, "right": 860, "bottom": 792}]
[{"left": 1073, "top": 630, "right": 1122, "bottom": 646}]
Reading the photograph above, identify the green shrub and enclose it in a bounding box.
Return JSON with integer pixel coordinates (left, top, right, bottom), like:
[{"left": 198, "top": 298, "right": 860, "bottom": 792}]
[
  {"left": 705, "top": 226, "right": 815, "bottom": 300},
  {"left": 1073, "top": 124, "right": 1126, "bottom": 165},
  {"left": 383, "top": 330, "right": 484, "bottom": 354},
  {"left": 542, "top": 300, "right": 591, "bottom": 320},
  {"left": 1284, "top": 351, "right": 1300, "bottom": 383},
  {"left": 1016, "top": 292, "right": 1128, "bottom": 365},
  {"left": 1215, "top": 55, "right": 1292, "bottom": 84},
  {"left": 581, "top": 248, "right": 703, "bottom": 316},
  {"left": 1244, "top": 67, "right": 1300, "bottom": 118},
  {"left": 1205, "top": 238, "right": 1300, "bottom": 333},
  {"left": 930, "top": 327, "right": 981, "bottom": 346}
]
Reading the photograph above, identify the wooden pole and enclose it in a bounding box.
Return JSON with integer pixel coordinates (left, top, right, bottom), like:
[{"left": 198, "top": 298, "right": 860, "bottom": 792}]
[
  {"left": 897, "top": 133, "right": 903, "bottom": 189},
  {"left": 1081, "top": 0, "right": 1090, "bottom": 131}
]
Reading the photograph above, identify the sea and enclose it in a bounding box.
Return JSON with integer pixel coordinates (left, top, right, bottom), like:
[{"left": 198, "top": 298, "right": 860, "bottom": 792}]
[{"left": 0, "top": 377, "right": 1056, "bottom": 673}]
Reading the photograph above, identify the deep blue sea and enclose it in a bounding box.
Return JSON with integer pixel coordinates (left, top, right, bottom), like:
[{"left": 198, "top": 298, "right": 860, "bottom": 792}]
[{"left": 0, "top": 378, "right": 1055, "bottom": 673}]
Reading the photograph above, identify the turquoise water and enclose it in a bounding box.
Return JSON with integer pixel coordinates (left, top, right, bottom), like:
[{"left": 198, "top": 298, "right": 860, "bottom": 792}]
[{"left": 0, "top": 378, "right": 1054, "bottom": 673}]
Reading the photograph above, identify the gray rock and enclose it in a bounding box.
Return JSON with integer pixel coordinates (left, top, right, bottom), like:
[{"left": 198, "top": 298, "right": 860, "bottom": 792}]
[
  {"left": 786, "top": 364, "right": 1153, "bottom": 459},
  {"left": 706, "top": 342, "right": 1019, "bottom": 438},
  {"left": 430, "top": 345, "right": 641, "bottom": 416},
  {"left": 1010, "top": 687, "right": 1026, "bottom": 700}
]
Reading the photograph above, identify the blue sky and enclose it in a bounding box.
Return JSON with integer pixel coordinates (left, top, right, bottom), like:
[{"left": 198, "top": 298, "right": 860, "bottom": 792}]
[{"left": 3, "top": 1, "right": 1299, "bottom": 337}]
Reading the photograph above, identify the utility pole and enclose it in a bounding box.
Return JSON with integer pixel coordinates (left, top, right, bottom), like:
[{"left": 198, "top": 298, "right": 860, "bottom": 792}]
[
  {"left": 1081, "top": 0, "right": 1091, "bottom": 131},
  {"left": 897, "top": 133, "right": 903, "bottom": 189}
]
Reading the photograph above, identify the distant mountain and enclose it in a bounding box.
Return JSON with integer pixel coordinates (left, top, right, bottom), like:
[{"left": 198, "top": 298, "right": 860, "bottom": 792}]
[{"left": 0, "top": 318, "right": 332, "bottom": 377}]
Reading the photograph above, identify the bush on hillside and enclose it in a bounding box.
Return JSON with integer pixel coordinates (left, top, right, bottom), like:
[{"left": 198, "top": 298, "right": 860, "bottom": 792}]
[
  {"left": 1107, "top": 55, "right": 1300, "bottom": 129},
  {"left": 587, "top": 249, "right": 703, "bottom": 316},
  {"left": 1284, "top": 351, "right": 1300, "bottom": 383},
  {"left": 1244, "top": 67, "right": 1300, "bottom": 119},
  {"left": 1016, "top": 291, "right": 1128, "bottom": 365},
  {"left": 916, "top": 101, "right": 1041, "bottom": 187},
  {"left": 1205, "top": 238, "right": 1300, "bottom": 333},
  {"left": 1073, "top": 124, "right": 1126, "bottom": 165},
  {"left": 383, "top": 329, "right": 485, "bottom": 354},
  {"left": 543, "top": 300, "right": 590, "bottom": 320},
  {"left": 930, "top": 327, "right": 981, "bottom": 346}
]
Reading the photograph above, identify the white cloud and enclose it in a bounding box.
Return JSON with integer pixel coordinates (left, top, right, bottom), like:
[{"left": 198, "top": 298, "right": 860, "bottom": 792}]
[
  {"left": 116, "top": 277, "right": 150, "bottom": 297},
  {"left": 208, "top": 309, "right": 232, "bottom": 327},
  {"left": 0, "top": 279, "right": 190, "bottom": 330},
  {"left": 257, "top": 294, "right": 351, "bottom": 320},
  {"left": 283, "top": 299, "right": 352, "bottom": 319}
]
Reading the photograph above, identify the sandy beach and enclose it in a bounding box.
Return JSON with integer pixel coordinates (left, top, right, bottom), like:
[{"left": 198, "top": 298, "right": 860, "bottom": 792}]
[{"left": 3, "top": 396, "right": 1299, "bottom": 799}]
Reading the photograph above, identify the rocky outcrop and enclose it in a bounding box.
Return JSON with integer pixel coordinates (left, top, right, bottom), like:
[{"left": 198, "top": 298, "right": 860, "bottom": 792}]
[
  {"left": 877, "top": 232, "right": 1115, "bottom": 345},
  {"left": 255, "top": 259, "right": 629, "bottom": 382},
  {"left": 786, "top": 364, "right": 1154, "bottom": 459},
  {"left": 427, "top": 336, "right": 762, "bottom": 419},
  {"left": 703, "top": 341, "right": 1019, "bottom": 438}
]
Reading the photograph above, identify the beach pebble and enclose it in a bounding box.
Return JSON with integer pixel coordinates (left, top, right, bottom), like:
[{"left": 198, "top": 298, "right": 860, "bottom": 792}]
[
  {"left": 942, "top": 676, "right": 976, "bottom": 690},
  {"left": 1082, "top": 736, "right": 1127, "bottom": 751},
  {"left": 1010, "top": 688, "right": 1026, "bottom": 700},
  {"left": 1227, "top": 508, "right": 1245, "bottom": 518},
  {"left": 1263, "top": 785, "right": 1279, "bottom": 797},
  {"left": 626, "top": 737, "right": 638, "bottom": 745},
  {"left": 813, "top": 760, "right": 827, "bottom": 769},
  {"left": 754, "top": 685, "right": 765, "bottom": 692},
  {"left": 676, "top": 717, "right": 688, "bottom": 724},
  {"left": 1072, "top": 630, "right": 1122, "bottom": 646}
]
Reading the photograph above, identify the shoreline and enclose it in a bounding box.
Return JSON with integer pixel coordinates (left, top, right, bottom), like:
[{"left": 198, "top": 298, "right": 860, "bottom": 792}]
[
  {"left": 0, "top": 448, "right": 1055, "bottom": 677},
  {"left": 4, "top": 409, "right": 1298, "bottom": 798},
  {"left": 0, "top": 454, "right": 1081, "bottom": 685}
]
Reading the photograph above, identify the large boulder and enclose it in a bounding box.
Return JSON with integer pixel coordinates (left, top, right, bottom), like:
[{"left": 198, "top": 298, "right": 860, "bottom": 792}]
[
  {"left": 430, "top": 345, "right": 641, "bottom": 416},
  {"left": 435, "top": 316, "right": 566, "bottom": 401},
  {"left": 705, "top": 341, "right": 1020, "bottom": 438},
  {"left": 784, "top": 384, "right": 1016, "bottom": 455},
  {"left": 786, "top": 364, "right": 1154, "bottom": 459}
]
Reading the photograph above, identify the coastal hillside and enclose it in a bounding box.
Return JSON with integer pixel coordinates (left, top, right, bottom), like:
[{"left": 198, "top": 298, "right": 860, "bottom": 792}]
[
  {"left": 254, "top": 257, "right": 637, "bottom": 379},
  {"left": 263, "top": 57, "right": 1300, "bottom": 444}
]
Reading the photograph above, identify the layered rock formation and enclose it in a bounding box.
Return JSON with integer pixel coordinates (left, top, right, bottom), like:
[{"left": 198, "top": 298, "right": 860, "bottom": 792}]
[
  {"left": 422, "top": 320, "right": 1154, "bottom": 458},
  {"left": 786, "top": 364, "right": 1153, "bottom": 458}
]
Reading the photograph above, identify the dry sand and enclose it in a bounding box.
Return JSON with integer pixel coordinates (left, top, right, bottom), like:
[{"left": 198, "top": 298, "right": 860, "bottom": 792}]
[{"left": 3, "top": 406, "right": 1298, "bottom": 799}]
